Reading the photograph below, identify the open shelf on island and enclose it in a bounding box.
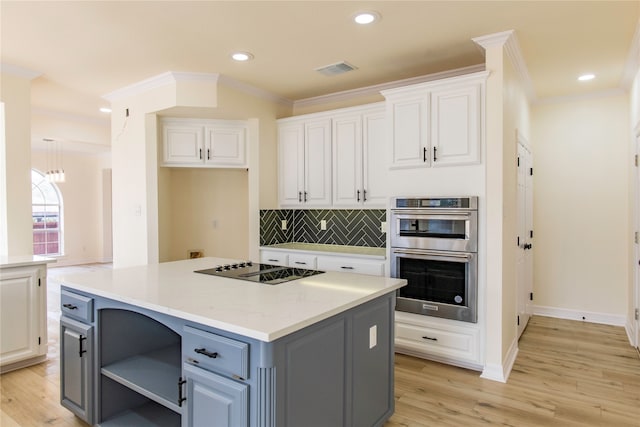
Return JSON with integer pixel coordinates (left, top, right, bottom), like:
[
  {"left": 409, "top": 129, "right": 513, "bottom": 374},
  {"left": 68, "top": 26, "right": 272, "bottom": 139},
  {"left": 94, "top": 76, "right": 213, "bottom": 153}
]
[
  {"left": 101, "top": 345, "right": 182, "bottom": 413},
  {"left": 100, "top": 401, "right": 180, "bottom": 427}
]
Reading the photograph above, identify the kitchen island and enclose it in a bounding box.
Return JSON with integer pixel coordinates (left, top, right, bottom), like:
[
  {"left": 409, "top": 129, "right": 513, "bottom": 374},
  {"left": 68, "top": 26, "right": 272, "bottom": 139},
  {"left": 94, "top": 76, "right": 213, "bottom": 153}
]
[{"left": 57, "top": 257, "right": 406, "bottom": 427}]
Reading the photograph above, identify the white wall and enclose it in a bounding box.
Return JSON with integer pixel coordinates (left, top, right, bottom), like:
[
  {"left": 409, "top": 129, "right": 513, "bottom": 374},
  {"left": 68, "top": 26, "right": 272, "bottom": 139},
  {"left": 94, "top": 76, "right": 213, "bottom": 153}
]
[
  {"left": 31, "top": 150, "right": 112, "bottom": 266},
  {"left": 532, "top": 92, "right": 629, "bottom": 321}
]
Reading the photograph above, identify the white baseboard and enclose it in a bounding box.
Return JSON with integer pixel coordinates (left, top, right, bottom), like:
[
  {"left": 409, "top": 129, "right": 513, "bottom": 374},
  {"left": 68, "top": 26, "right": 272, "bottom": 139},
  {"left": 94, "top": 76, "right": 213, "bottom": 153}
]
[
  {"left": 625, "top": 318, "right": 637, "bottom": 347},
  {"left": 480, "top": 337, "right": 518, "bottom": 383},
  {"left": 533, "top": 305, "right": 626, "bottom": 327}
]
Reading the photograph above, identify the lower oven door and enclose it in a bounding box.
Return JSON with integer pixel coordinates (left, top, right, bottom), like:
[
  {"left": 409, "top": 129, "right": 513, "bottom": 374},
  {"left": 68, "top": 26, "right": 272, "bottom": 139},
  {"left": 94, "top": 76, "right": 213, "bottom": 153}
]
[{"left": 391, "top": 248, "right": 477, "bottom": 323}]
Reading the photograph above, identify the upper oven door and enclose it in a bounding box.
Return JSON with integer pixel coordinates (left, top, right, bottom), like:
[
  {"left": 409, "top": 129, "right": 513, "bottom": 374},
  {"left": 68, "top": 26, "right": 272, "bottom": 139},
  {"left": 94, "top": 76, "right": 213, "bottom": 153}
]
[{"left": 390, "top": 210, "right": 477, "bottom": 252}]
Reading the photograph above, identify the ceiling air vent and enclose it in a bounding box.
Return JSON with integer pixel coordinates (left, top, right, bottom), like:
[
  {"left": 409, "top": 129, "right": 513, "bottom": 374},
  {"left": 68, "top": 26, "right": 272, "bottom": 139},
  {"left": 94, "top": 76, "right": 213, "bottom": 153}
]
[{"left": 315, "top": 61, "right": 358, "bottom": 76}]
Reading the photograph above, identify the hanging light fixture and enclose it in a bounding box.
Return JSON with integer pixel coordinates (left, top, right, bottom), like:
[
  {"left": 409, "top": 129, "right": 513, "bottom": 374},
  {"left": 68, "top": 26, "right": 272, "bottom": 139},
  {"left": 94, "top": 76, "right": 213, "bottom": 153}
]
[{"left": 44, "top": 138, "right": 65, "bottom": 183}]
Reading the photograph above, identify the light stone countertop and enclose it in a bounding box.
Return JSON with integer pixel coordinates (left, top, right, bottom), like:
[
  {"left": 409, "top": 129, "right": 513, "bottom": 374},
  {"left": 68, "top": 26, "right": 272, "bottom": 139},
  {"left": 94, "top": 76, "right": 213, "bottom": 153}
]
[
  {"left": 0, "top": 255, "right": 56, "bottom": 269},
  {"left": 58, "top": 257, "right": 405, "bottom": 342},
  {"left": 261, "top": 243, "right": 386, "bottom": 259}
]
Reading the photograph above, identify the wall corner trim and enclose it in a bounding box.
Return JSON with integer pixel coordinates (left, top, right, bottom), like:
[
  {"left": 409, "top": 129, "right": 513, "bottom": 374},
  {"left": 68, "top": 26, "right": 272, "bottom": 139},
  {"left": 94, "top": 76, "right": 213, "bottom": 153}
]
[
  {"left": 102, "top": 71, "right": 220, "bottom": 102},
  {"left": 480, "top": 338, "right": 518, "bottom": 383}
]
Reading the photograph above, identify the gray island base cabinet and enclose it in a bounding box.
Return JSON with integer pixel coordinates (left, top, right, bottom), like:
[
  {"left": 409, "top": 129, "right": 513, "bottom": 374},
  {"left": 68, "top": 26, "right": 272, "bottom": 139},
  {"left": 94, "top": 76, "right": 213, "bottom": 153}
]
[{"left": 60, "top": 288, "right": 396, "bottom": 427}]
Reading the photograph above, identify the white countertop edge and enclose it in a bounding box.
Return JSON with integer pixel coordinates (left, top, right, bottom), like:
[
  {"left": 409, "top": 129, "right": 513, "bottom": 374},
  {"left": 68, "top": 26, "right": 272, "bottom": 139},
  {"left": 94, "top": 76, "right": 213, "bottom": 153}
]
[
  {"left": 260, "top": 243, "right": 386, "bottom": 260},
  {"left": 62, "top": 280, "right": 401, "bottom": 342},
  {"left": 0, "top": 255, "right": 57, "bottom": 269}
]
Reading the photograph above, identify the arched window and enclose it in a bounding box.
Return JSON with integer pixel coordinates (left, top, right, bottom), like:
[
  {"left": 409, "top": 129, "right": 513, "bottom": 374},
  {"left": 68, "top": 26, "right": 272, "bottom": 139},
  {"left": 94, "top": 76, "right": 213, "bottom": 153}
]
[{"left": 31, "top": 169, "right": 63, "bottom": 256}]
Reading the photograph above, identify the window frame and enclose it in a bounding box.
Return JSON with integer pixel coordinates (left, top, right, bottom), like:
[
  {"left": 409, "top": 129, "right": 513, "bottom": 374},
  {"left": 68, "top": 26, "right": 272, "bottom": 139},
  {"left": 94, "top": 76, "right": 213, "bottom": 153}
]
[{"left": 31, "top": 168, "right": 64, "bottom": 256}]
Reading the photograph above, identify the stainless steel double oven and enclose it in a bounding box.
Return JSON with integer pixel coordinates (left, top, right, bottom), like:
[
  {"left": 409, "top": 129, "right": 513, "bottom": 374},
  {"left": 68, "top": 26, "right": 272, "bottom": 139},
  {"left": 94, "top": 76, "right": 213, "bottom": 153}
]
[{"left": 390, "top": 196, "right": 478, "bottom": 323}]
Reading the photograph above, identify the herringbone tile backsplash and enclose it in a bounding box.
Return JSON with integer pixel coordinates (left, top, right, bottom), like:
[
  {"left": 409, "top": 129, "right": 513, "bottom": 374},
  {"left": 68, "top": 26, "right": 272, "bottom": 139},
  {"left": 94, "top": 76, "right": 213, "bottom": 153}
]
[{"left": 260, "top": 209, "right": 386, "bottom": 247}]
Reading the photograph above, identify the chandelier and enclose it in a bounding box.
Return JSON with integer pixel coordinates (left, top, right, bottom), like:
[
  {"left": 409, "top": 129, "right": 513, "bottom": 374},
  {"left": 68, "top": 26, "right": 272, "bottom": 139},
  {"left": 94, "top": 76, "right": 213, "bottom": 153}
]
[{"left": 44, "top": 138, "right": 65, "bottom": 183}]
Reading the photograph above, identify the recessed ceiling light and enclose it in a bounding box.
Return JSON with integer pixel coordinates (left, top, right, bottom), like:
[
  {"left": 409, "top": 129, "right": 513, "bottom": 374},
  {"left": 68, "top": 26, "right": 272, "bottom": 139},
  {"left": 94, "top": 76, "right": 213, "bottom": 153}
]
[
  {"left": 99, "top": 107, "right": 112, "bottom": 113},
  {"left": 578, "top": 74, "right": 595, "bottom": 81},
  {"left": 354, "top": 11, "right": 380, "bottom": 25},
  {"left": 231, "top": 52, "right": 254, "bottom": 62}
]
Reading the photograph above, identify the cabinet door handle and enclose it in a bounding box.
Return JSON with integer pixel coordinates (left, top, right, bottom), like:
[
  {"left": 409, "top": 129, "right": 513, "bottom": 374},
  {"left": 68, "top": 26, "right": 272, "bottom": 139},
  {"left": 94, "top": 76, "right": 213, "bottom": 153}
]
[
  {"left": 178, "top": 377, "right": 187, "bottom": 407},
  {"left": 78, "top": 335, "right": 87, "bottom": 357},
  {"left": 195, "top": 348, "right": 219, "bottom": 358},
  {"left": 423, "top": 147, "right": 428, "bottom": 162},
  {"left": 298, "top": 191, "right": 302, "bottom": 202},
  {"left": 422, "top": 336, "right": 438, "bottom": 342},
  {"left": 63, "top": 303, "right": 78, "bottom": 310},
  {"left": 207, "top": 148, "right": 211, "bottom": 160},
  {"left": 304, "top": 191, "right": 308, "bottom": 202},
  {"left": 363, "top": 189, "right": 367, "bottom": 202},
  {"left": 433, "top": 146, "right": 438, "bottom": 162},
  {"left": 357, "top": 190, "right": 361, "bottom": 202},
  {"left": 199, "top": 148, "right": 203, "bottom": 160}
]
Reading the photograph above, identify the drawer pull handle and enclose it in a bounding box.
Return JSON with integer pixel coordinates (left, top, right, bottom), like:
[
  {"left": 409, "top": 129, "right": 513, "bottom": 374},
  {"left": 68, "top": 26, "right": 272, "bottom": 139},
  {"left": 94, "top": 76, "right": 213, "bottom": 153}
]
[
  {"left": 268, "top": 259, "right": 279, "bottom": 262},
  {"left": 422, "top": 336, "right": 438, "bottom": 342},
  {"left": 340, "top": 266, "right": 354, "bottom": 270},
  {"left": 63, "top": 303, "right": 78, "bottom": 310},
  {"left": 178, "top": 377, "right": 187, "bottom": 407},
  {"left": 294, "top": 261, "right": 307, "bottom": 265},
  {"left": 195, "top": 348, "right": 219, "bottom": 358}
]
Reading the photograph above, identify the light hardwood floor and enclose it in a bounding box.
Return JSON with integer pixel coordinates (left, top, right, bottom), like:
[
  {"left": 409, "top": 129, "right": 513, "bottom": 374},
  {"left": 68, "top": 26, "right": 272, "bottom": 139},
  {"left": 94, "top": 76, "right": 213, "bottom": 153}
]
[{"left": 1, "top": 265, "right": 639, "bottom": 426}]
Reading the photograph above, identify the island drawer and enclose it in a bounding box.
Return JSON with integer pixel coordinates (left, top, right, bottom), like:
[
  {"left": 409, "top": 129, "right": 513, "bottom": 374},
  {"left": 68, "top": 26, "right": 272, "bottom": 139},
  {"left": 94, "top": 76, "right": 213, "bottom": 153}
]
[
  {"left": 61, "top": 290, "right": 94, "bottom": 323},
  {"left": 183, "top": 326, "right": 249, "bottom": 380}
]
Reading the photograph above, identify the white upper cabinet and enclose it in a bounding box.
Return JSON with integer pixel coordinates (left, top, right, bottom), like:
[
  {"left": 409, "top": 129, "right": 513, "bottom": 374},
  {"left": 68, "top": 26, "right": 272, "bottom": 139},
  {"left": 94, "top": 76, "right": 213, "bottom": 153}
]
[
  {"left": 278, "top": 117, "right": 332, "bottom": 207},
  {"left": 430, "top": 79, "right": 482, "bottom": 166},
  {"left": 332, "top": 105, "right": 386, "bottom": 207},
  {"left": 382, "top": 71, "right": 488, "bottom": 169},
  {"left": 162, "top": 118, "right": 247, "bottom": 168}
]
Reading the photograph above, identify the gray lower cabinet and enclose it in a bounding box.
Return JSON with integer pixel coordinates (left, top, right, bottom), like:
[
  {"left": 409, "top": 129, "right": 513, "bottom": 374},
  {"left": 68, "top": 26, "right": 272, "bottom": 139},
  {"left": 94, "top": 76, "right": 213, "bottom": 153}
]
[
  {"left": 60, "top": 317, "right": 94, "bottom": 424},
  {"left": 182, "top": 363, "right": 248, "bottom": 427},
  {"left": 60, "top": 287, "right": 395, "bottom": 427}
]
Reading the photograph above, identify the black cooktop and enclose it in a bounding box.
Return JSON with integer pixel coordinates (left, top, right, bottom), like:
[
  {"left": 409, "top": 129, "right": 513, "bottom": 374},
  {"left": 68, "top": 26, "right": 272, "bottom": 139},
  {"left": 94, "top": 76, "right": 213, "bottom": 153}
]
[{"left": 194, "top": 262, "right": 324, "bottom": 285}]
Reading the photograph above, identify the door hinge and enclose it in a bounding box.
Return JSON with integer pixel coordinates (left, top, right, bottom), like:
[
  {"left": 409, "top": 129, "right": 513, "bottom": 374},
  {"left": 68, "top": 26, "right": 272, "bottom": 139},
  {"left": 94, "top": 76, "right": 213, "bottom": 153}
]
[
  {"left": 530, "top": 292, "right": 533, "bottom": 301},
  {"left": 517, "top": 315, "right": 520, "bottom": 326},
  {"left": 635, "top": 308, "right": 639, "bottom": 321},
  {"left": 635, "top": 231, "right": 639, "bottom": 244},
  {"left": 635, "top": 154, "right": 638, "bottom": 167}
]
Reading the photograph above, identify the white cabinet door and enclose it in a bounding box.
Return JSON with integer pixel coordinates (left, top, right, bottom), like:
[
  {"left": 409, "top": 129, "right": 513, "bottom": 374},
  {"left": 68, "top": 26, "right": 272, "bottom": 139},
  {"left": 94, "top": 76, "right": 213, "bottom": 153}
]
[
  {"left": 332, "top": 113, "right": 363, "bottom": 207},
  {"left": 163, "top": 124, "right": 204, "bottom": 165},
  {"left": 431, "top": 82, "right": 481, "bottom": 166},
  {"left": 304, "top": 118, "right": 332, "bottom": 206},
  {"left": 204, "top": 125, "right": 246, "bottom": 167},
  {"left": 362, "top": 110, "right": 387, "bottom": 207},
  {"left": 278, "top": 123, "right": 305, "bottom": 206},
  {"left": 385, "top": 94, "right": 429, "bottom": 169},
  {"left": 0, "top": 266, "right": 45, "bottom": 368}
]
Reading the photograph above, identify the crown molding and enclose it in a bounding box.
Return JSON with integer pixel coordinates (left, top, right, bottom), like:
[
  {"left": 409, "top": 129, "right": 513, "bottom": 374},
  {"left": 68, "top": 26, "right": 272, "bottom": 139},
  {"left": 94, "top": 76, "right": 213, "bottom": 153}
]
[
  {"left": 0, "top": 63, "right": 42, "bottom": 80},
  {"left": 218, "top": 74, "right": 292, "bottom": 107},
  {"left": 102, "top": 71, "right": 220, "bottom": 102},
  {"left": 473, "top": 30, "right": 536, "bottom": 102},
  {"left": 620, "top": 20, "right": 640, "bottom": 90},
  {"left": 293, "top": 64, "right": 485, "bottom": 109}
]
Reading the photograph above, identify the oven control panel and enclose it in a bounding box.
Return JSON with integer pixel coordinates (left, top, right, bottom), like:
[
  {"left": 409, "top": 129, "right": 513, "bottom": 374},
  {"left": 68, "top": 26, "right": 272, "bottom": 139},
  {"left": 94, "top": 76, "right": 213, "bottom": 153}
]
[{"left": 393, "top": 197, "right": 477, "bottom": 209}]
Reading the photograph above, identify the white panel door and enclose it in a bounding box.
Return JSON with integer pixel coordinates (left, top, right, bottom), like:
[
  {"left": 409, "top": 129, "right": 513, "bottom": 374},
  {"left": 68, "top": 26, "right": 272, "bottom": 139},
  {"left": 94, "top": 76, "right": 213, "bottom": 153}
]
[
  {"left": 278, "top": 123, "right": 305, "bottom": 206},
  {"left": 362, "top": 110, "right": 387, "bottom": 207},
  {"left": 163, "top": 124, "right": 204, "bottom": 165},
  {"left": 516, "top": 138, "right": 533, "bottom": 339},
  {"left": 332, "top": 113, "right": 362, "bottom": 206},
  {"left": 304, "top": 118, "right": 332, "bottom": 206},
  {"left": 431, "top": 83, "right": 481, "bottom": 166}
]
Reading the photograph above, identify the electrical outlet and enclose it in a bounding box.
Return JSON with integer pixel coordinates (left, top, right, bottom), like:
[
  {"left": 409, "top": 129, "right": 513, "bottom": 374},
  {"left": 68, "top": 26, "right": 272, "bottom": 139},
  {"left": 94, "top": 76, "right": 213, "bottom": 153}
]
[
  {"left": 380, "top": 221, "right": 387, "bottom": 232},
  {"left": 281, "top": 219, "right": 287, "bottom": 230},
  {"left": 320, "top": 220, "right": 327, "bottom": 230}
]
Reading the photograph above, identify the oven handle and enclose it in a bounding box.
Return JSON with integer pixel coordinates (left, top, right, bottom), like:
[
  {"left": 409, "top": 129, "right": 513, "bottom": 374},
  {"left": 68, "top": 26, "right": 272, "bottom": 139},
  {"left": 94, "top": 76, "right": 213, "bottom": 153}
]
[
  {"left": 391, "top": 211, "right": 474, "bottom": 221},
  {"left": 391, "top": 249, "right": 473, "bottom": 261}
]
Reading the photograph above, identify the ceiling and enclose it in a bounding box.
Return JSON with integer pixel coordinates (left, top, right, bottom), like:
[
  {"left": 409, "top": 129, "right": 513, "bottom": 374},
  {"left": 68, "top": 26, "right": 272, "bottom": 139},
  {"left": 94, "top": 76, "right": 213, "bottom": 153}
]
[{"left": 1, "top": 1, "right": 639, "bottom": 132}]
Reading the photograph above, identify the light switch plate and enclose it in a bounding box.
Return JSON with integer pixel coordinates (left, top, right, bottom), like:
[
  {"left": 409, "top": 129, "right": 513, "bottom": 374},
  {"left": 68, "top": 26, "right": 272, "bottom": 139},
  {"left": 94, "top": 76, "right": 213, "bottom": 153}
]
[
  {"left": 320, "top": 220, "right": 327, "bottom": 230},
  {"left": 380, "top": 221, "right": 387, "bottom": 232},
  {"left": 281, "top": 219, "right": 287, "bottom": 230}
]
